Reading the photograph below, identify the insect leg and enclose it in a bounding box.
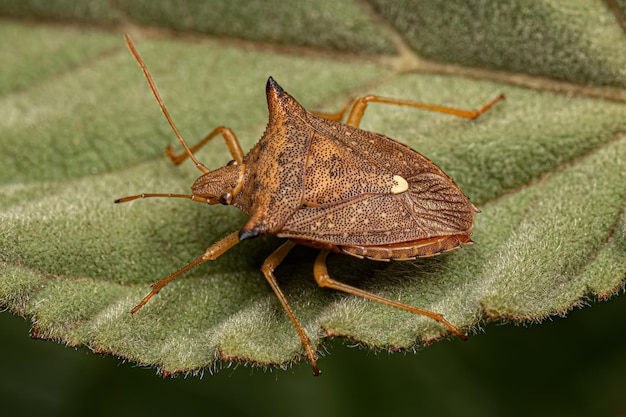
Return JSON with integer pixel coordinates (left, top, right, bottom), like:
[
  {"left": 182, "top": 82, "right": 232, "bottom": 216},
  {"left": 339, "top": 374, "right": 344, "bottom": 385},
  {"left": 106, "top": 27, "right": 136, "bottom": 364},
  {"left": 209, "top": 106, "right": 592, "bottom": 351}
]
[
  {"left": 167, "top": 125, "right": 244, "bottom": 166},
  {"left": 344, "top": 94, "right": 505, "bottom": 128},
  {"left": 125, "top": 36, "right": 244, "bottom": 173},
  {"left": 130, "top": 231, "right": 240, "bottom": 315},
  {"left": 261, "top": 241, "right": 320, "bottom": 376},
  {"left": 166, "top": 126, "right": 244, "bottom": 166},
  {"left": 311, "top": 98, "right": 355, "bottom": 122},
  {"left": 125, "top": 35, "right": 215, "bottom": 175},
  {"left": 313, "top": 250, "right": 468, "bottom": 341}
]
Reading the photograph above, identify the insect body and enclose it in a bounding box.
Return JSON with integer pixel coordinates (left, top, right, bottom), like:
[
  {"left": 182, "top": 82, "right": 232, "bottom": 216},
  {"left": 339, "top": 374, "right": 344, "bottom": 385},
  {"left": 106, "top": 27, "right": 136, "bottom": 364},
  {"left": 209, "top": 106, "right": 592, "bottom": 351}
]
[{"left": 118, "top": 36, "right": 504, "bottom": 375}]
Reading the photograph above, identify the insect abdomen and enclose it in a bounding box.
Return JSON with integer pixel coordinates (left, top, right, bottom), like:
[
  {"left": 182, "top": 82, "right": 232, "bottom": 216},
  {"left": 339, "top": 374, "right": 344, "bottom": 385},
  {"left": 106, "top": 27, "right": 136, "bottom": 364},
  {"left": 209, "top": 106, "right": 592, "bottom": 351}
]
[{"left": 339, "top": 234, "right": 473, "bottom": 261}]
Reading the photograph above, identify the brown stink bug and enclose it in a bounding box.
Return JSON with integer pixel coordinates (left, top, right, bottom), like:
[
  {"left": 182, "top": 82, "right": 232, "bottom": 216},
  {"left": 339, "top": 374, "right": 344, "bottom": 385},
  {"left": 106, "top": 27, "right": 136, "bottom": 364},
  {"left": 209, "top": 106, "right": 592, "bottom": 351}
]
[{"left": 117, "top": 35, "right": 504, "bottom": 375}]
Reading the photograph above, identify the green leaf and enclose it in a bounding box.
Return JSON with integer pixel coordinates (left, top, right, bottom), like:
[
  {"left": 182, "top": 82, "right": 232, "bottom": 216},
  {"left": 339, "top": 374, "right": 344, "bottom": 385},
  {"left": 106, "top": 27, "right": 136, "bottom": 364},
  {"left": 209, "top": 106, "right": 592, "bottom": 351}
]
[
  {"left": 1, "top": 2, "right": 625, "bottom": 375},
  {"left": 372, "top": 0, "right": 626, "bottom": 87}
]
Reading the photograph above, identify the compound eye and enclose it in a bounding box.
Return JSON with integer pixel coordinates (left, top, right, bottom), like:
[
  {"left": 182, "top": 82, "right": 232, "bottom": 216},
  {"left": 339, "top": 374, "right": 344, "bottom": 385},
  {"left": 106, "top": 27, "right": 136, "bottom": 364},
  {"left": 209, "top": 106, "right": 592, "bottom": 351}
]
[
  {"left": 219, "top": 193, "right": 232, "bottom": 205},
  {"left": 227, "top": 159, "right": 237, "bottom": 166}
]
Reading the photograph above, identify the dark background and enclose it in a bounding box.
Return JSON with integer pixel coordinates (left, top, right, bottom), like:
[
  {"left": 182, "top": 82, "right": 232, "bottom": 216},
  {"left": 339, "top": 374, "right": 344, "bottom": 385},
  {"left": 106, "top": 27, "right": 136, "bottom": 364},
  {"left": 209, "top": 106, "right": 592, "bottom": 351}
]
[{"left": 2, "top": 291, "right": 625, "bottom": 417}]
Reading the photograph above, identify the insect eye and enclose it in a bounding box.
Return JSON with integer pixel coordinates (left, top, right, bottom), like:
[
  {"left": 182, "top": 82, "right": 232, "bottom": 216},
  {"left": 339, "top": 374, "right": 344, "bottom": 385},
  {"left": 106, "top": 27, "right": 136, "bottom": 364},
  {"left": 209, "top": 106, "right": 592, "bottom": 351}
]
[
  {"left": 227, "top": 159, "right": 237, "bottom": 166},
  {"left": 219, "top": 193, "right": 232, "bottom": 205}
]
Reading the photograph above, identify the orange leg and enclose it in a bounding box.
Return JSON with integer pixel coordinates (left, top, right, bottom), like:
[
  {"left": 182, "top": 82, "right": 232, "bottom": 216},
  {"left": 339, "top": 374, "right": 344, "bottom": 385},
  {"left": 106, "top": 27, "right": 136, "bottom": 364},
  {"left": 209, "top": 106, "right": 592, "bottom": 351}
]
[
  {"left": 261, "top": 241, "right": 320, "bottom": 376},
  {"left": 125, "top": 35, "right": 245, "bottom": 174},
  {"left": 313, "top": 250, "right": 467, "bottom": 340},
  {"left": 166, "top": 125, "right": 244, "bottom": 166},
  {"left": 130, "top": 231, "right": 241, "bottom": 314},
  {"left": 317, "top": 92, "right": 505, "bottom": 128},
  {"left": 311, "top": 98, "right": 355, "bottom": 122}
]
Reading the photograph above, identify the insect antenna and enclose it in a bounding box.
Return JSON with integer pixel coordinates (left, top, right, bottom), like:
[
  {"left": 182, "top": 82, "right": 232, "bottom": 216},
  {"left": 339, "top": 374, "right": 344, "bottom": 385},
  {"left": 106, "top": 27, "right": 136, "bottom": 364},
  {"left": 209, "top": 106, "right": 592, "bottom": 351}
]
[
  {"left": 124, "top": 34, "right": 209, "bottom": 175},
  {"left": 115, "top": 193, "right": 209, "bottom": 204}
]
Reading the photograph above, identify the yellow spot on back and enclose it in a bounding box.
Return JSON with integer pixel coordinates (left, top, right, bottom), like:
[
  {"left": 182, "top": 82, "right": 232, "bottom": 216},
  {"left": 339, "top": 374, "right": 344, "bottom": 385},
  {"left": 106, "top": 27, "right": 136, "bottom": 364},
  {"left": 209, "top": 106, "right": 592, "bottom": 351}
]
[{"left": 391, "top": 175, "right": 408, "bottom": 194}]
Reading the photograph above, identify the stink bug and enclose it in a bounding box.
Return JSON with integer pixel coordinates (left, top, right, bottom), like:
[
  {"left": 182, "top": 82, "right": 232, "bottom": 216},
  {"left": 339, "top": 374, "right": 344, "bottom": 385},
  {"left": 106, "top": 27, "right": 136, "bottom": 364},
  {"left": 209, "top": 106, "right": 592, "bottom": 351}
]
[{"left": 117, "top": 35, "right": 504, "bottom": 375}]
